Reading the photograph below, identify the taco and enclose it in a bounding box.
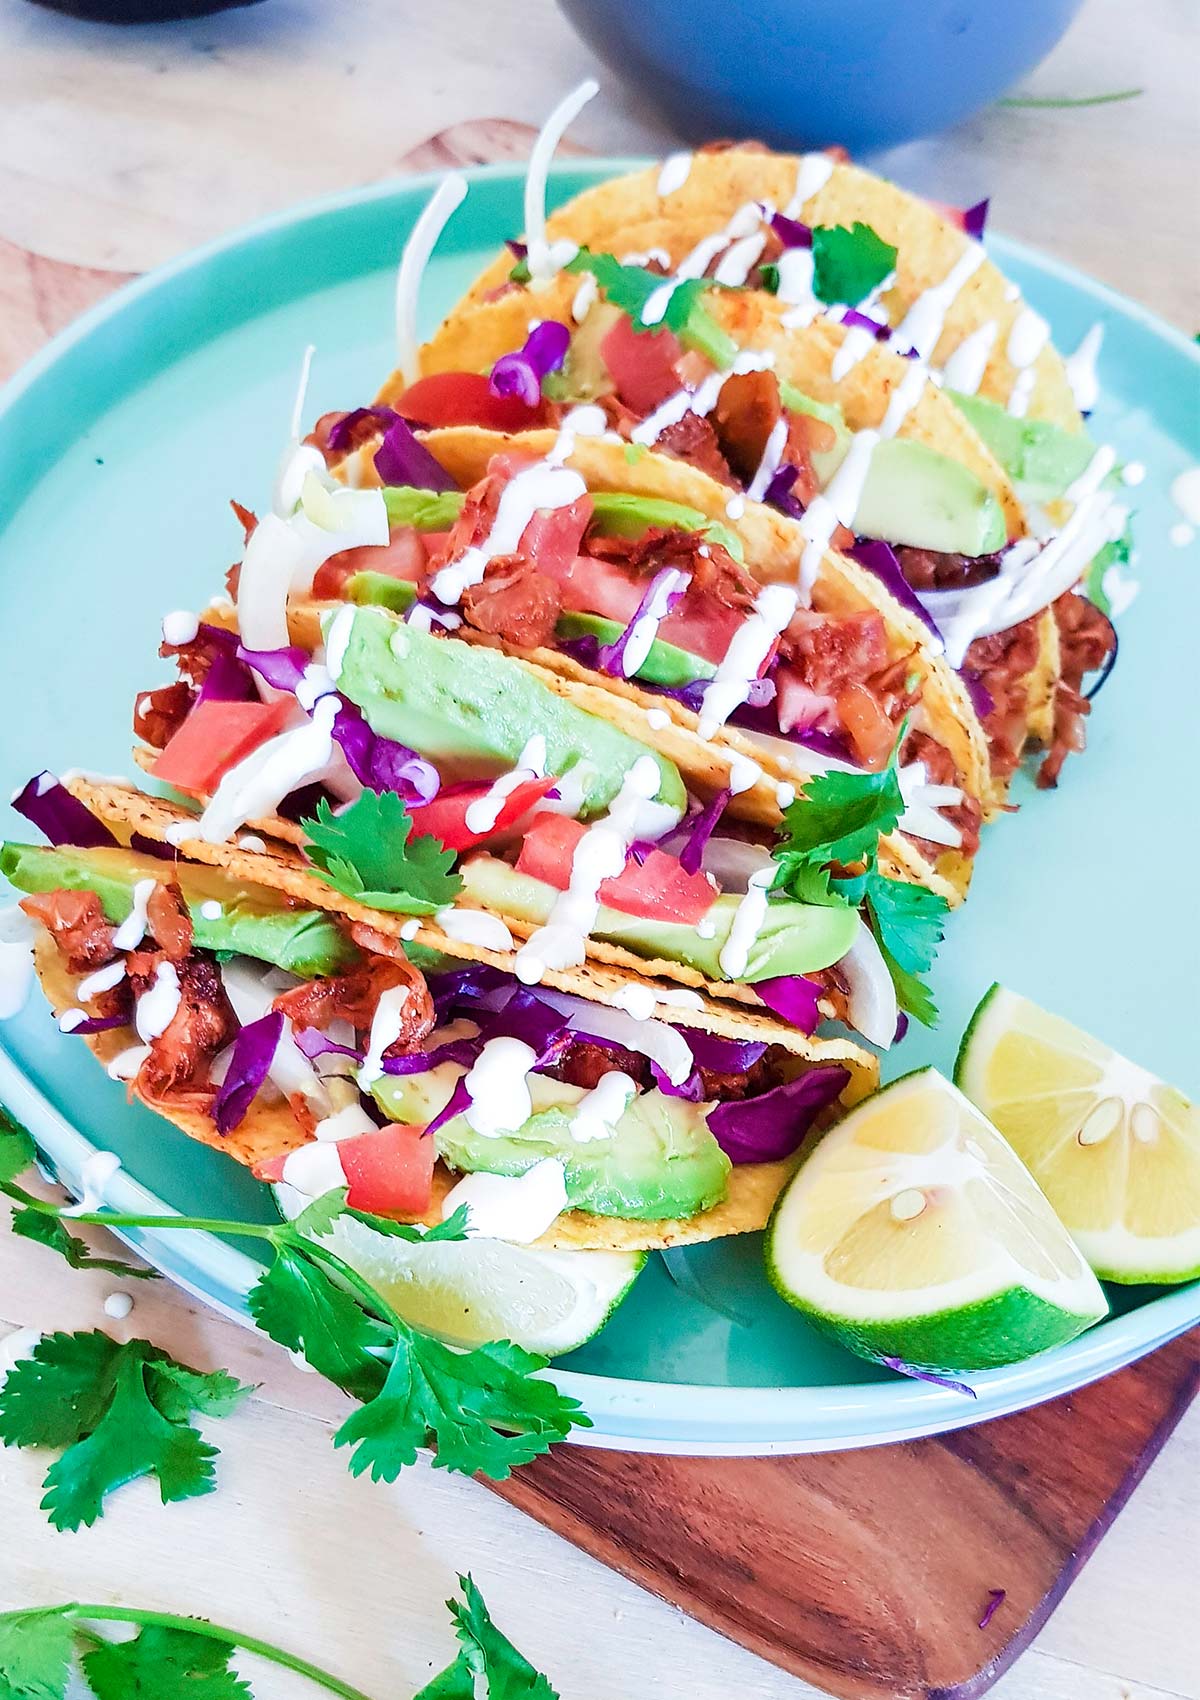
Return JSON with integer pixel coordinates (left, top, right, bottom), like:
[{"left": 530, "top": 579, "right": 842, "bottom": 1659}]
[
  {"left": 408, "top": 135, "right": 1121, "bottom": 787},
  {"left": 4, "top": 776, "right": 875, "bottom": 1252}
]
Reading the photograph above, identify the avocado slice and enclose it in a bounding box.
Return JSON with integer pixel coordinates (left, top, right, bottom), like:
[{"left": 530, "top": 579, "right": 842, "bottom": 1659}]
[
  {"left": 947, "top": 390, "right": 1096, "bottom": 504},
  {"left": 852, "top": 437, "right": 1008, "bottom": 556},
  {"left": 459, "top": 855, "right": 857, "bottom": 982},
  {"left": 587, "top": 491, "right": 745, "bottom": 562},
  {"left": 554, "top": 611, "right": 716, "bottom": 688},
  {"left": 330, "top": 607, "right": 686, "bottom": 819},
  {"left": 381, "top": 487, "right": 464, "bottom": 530},
  {"left": 373, "top": 1066, "right": 731, "bottom": 1220},
  {"left": 344, "top": 571, "right": 418, "bottom": 614},
  {"left": 2, "top": 843, "right": 358, "bottom": 978}
]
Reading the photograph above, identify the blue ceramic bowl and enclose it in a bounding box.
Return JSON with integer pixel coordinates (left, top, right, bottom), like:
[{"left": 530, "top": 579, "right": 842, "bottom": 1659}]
[{"left": 558, "top": 0, "right": 1085, "bottom": 152}]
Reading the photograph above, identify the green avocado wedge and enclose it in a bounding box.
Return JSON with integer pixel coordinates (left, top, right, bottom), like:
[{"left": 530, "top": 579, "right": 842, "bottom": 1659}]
[
  {"left": 380, "top": 486, "right": 464, "bottom": 530},
  {"left": 554, "top": 610, "right": 717, "bottom": 687},
  {"left": 459, "top": 854, "right": 858, "bottom": 982},
  {"left": 947, "top": 390, "right": 1097, "bottom": 504},
  {"left": 1, "top": 842, "right": 359, "bottom": 977},
  {"left": 587, "top": 491, "right": 745, "bottom": 561},
  {"left": 854, "top": 438, "right": 1008, "bottom": 556},
  {"left": 330, "top": 605, "right": 687, "bottom": 818},
  {"left": 372, "top": 1066, "right": 732, "bottom": 1221}
]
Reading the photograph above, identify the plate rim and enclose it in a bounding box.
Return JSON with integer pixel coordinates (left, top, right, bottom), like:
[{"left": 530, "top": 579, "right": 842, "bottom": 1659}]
[{"left": 2, "top": 158, "right": 1197, "bottom": 1452}]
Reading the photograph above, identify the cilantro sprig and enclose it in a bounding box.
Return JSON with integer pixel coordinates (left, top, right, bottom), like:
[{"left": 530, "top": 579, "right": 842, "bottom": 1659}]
[
  {"left": 771, "top": 729, "right": 950, "bottom": 1026},
  {"left": 810, "top": 222, "right": 898, "bottom": 307},
  {"left": 1, "top": 1124, "right": 587, "bottom": 1511},
  {"left": 301, "top": 790, "right": 462, "bottom": 914},
  {"left": 0, "top": 1575, "right": 555, "bottom": 1699},
  {"left": 564, "top": 249, "right": 740, "bottom": 370}
]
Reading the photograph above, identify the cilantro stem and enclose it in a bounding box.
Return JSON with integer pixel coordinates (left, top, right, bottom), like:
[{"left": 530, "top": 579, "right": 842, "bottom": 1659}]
[
  {"left": 0, "top": 1603, "right": 376, "bottom": 1700},
  {"left": 1, "top": 1190, "right": 279, "bottom": 1242},
  {"left": 998, "top": 86, "right": 1143, "bottom": 108},
  {"left": 299, "top": 1233, "right": 407, "bottom": 1333}
]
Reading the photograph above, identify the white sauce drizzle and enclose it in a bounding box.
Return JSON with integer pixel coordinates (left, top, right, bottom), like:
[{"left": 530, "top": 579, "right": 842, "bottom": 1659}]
[
  {"left": 939, "top": 320, "right": 999, "bottom": 396},
  {"left": 728, "top": 754, "right": 763, "bottom": 795},
  {"left": 395, "top": 174, "right": 469, "bottom": 385},
  {"left": 784, "top": 151, "right": 835, "bottom": 217},
  {"left": 431, "top": 459, "right": 588, "bottom": 606},
  {"left": 713, "top": 232, "right": 767, "bottom": 288},
  {"left": 462, "top": 1036, "right": 538, "bottom": 1137},
  {"left": 1121, "top": 461, "right": 1145, "bottom": 487},
  {"left": 798, "top": 428, "right": 880, "bottom": 596},
  {"left": 357, "top": 984, "right": 412, "bottom": 1092},
  {"left": 161, "top": 609, "right": 199, "bottom": 647},
  {"left": 645, "top": 708, "right": 670, "bottom": 731},
  {"left": 698, "top": 580, "right": 798, "bottom": 739},
  {"left": 135, "top": 962, "right": 181, "bottom": 1042},
  {"left": 199, "top": 900, "right": 223, "bottom": 922},
  {"left": 106, "top": 1045, "right": 150, "bottom": 1081},
  {"left": 569, "top": 1071, "right": 636, "bottom": 1143},
  {"left": 1170, "top": 468, "right": 1200, "bottom": 527},
  {"left": 621, "top": 568, "right": 690, "bottom": 677},
  {"left": 515, "top": 757, "right": 674, "bottom": 983},
  {"left": 1064, "top": 322, "right": 1104, "bottom": 414},
  {"left": 462, "top": 735, "right": 547, "bottom": 834},
  {"left": 0, "top": 1328, "right": 44, "bottom": 1377},
  {"left": 897, "top": 761, "right": 963, "bottom": 847},
  {"left": 718, "top": 866, "right": 774, "bottom": 979},
  {"left": 62, "top": 1149, "right": 122, "bottom": 1217},
  {"left": 313, "top": 1102, "right": 378, "bottom": 1143},
  {"left": 745, "top": 416, "right": 790, "bottom": 501},
  {"left": 196, "top": 694, "right": 337, "bottom": 843},
  {"left": 878, "top": 362, "right": 929, "bottom": 439},
  {"left": 776, "top": 248, "right": 819, "bottom": 319},
  {"left": 656, "top": 151, "right": 694, "bottom": 197},
  {"left": 113, "top": 879, "right": 157, "bottom": 952},
  {"left": 103, "top": 1292, "right": 134, "bottom": 1321},
  {"left": 443, "top": 1157, "right": 568, "bottom": 1244},
  {"left": 282, "top": 1141, "right": 347, "bottom": 1198},
  {"left": 70, "top": 957, "right": 126, "bottom": 1007},
  {"left": 890, "top": 242, "right": 986, "bottom": 363},
  {"left": 571, "top": 272, "right": 598, "bottom": 323},
  {"left": 524, "top": 80, "right": 598, "bottom": 288},
  {"left": 1004, "top": 308, "right": 1050, "bottom": 418},
  {"left": 435, "top": 907, "right": 516, "bottom": 953},
  {"left": 607, "top": 982, "right": 657, "bottom": 1021}
]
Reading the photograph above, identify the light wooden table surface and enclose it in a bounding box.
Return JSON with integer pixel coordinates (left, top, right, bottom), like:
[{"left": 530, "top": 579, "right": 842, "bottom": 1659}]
[{"left": 0, "top": 0, "right": 1197, "bottom": 1695}]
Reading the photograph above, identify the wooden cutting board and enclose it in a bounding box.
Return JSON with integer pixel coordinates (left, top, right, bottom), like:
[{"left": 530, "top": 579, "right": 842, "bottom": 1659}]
[{"left": 2, "top": 117, "right": 1196, "bottom": 1700}]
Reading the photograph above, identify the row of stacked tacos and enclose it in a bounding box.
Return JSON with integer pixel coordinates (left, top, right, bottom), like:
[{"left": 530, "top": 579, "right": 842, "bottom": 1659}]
[{"left": 5, "top": 101, "right": 1130, "bottom": 1277}]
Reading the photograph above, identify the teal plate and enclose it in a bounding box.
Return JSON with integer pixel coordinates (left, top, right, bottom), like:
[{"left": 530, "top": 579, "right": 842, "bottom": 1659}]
[{"left": 1, "top": 163, "right": 1197, "bottom": 1453}]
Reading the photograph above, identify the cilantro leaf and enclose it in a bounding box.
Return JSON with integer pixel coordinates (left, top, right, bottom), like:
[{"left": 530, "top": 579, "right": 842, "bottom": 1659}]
[
  {"left": 416, "top": 1575, "right": 560, "bottom": 1700},
  {"left": 773, "top": 761, "right": 905, "bottom": 876},
  {"left": 334, "top": 1332, "right": 588, "bottom": 1484},
  {"left": 344, "top": 1202, "right": 471, "bottom": 1243},
  {"left": 1084, "top": 519, "right": 1132, "bottom": 614},
  {"left": 758, "top": 262, "right": 781, "bottom": 295},
  {"left": 246, "top": 1245, "right": 389, "bottom": 1402},
  {"left": 0, "top": 1607, "right": 74, "bottom": 1700},
  {"left": 811, "top": 222, "right": 898, "bottom": 306},
  {"left": 831, "top": 871, "right": 948, "bottom": 1026},
  {"left": 83, "top": 1626, "right": 252, "bottom": 1700},
  {"left": 11, "top": 1208, "right": 159, "bottom": 1281},
  {"left": 301, "top": 791, "right": 462, "bottom": 915},
  {"left": 0, "top": 1108, "right": 36, "bottom": 1188},
  {"left": 0, "top": 1332, "right": 247, "bottom": 1532}
]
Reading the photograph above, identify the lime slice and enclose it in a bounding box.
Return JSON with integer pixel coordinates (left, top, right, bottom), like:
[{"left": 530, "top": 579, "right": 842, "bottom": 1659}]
[
  {"left": 273, "top": 1184, "right": 645, "bottom": 1356},
  {"left": 765, "top": 1067, "right": 1108, "bottom": 1372},
  {"left": 957, "top": 985, "right": 1200, "bottom": 1284}
]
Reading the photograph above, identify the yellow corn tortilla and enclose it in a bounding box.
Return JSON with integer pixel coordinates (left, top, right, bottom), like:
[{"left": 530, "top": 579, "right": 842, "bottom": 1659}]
[
  {"left": 453, "top": 148, "right": 1083, "bottom": 432},
  {"left": 32, "top": 794, "right": 878, "bottom": 1251}
]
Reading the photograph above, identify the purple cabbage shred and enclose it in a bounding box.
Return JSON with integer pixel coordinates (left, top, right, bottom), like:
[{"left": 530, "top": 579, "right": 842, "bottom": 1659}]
[
  {"left": 374, "top": 416, "right": 458, "bottom": 491},
  {"left": 754, "top": 975, "right": 822, "bottom": 1033},
  {"left": 489, "top": 320, "right": 571, "bottom": 408},
  {"left": 12, "top": 773, "right": 120, "bottom": 851},
  {"left": 214, "top": 1011, "right": 284, "bottom": 1136},
  {"left": 880, "top": 1356, "right": 978, "bottom": 1398}
]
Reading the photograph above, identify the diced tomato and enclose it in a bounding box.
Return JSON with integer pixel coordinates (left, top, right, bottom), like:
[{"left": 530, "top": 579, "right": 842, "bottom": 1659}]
[
  {"left": 150, "top": 698, "right": 296, "bottom": 795},
  {"left": 409, "top": 775, "right": 560, "bottom": 852},
  {"left": 419, "top": 530, "right": 451, "bottom": 563},
  {"left": 336, "top": 1122, "right": 436, "bottom": 1216},
  {"left": 393, "top": 372, "right": 547, "bottom": 432},
  {"left": 312, "top": 527, "right": 427, "bottom": 599},
  {"left": 599, "top": 315, "right": 684, "bottom": 414},
  {"left": 837, "top": 682, "right": 897, "bottom": 770},
  {"left": 516, "top": 814, "right": 718, "bottom": 924},
  {"left": 518, "top": 497, "right": 594, "bottom": 577},
  {"left": 537, "top": 551, "right": 751, "bottom": 670}
]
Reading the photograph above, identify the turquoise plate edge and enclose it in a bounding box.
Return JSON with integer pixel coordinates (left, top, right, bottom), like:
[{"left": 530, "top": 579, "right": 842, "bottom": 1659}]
[{"left": 0, "top": 159, "right": 1196, "bottom": 1454}]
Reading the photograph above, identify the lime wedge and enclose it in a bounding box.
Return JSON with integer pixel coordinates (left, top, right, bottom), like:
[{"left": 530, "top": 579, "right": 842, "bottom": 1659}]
[
  {"left": 273, "top": 1184, "right": 645, "bottom": 1356},
  {"left": 765, "top": 1067, "right": 1108, "bottom": 1372},
  {"left": 957, "top": 986, "right": 1200, "bottom": 1284}
]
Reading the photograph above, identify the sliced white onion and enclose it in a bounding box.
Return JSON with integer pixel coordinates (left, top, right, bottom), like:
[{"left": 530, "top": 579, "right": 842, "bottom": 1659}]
[
  {"left": 700, "top": 837, "right": 774, "bottom": 894},
  {"left": 736, "top": 727, "right": 863, "bottom": 779},
  {"left": 837, "top": 921, "right": 898, "bottom": 1050},
  {"left": 394, "top": 174, "right": 469, "bottom": 386},
  {"left": 220, "top": 958, "right": 332, "bottom": 1114}
]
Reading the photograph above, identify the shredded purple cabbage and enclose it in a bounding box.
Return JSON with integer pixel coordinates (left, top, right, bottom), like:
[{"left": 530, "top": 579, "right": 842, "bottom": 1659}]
[
  {"left": 962, "top": 198, "right": 989, "bottom": 242},
  {"left": 707, "top": 1064, "right": 849, "bottom": 1163},
  {"left": 61, "top": 1011, "right": 128, "bottom": 1036},
  {"left": 236, "top": 643, "right": 308, "bottom": 693},
  {"left": 423, "top": 1075, "right": 472, "bottom": 1139},
  {"left": 959, "top": 666, "right": 995, "bottom": 721},
  {"left": 893, "top": 1010, "right": 910, "bottom": 1044},
  {"left": 978, "top": 1588, "right": 1005, "bottom": 1630},
  {"left": 214, "top": 1011, "right": 284, "bottom": 1135},
  {"left": 754, "top": 975, "right": 822, "bottom": 1033},
  {"left": 187, "top": 623, "right": 256, "bottom": 706},
  {"left": 681, "top": 1030, "right": 768, "bottom": 1073},
  {"left": 880, "top": 1356, "right": 978, "bottom": 1397},
  {"left": 596, "top": 566, "right": 690, "bottom": 678},
  {"left": 329, "top": 700, "right": 440, "bottom": 805},
  {"left": 505, "top": 239, "right": 528, "bottom": 261},
  {"left": 765, "top": 208, "right": 813, "bottom": 250},
  {"left": 327, "top": 406, "right": 399, "bottom": 454},
  {"left": 764, "top": 463, "right": 806, "bottom": 522},
  {"left": 839, "top": 307, "right": 891, "bottom": 342},
  {"left": 12, "top": 773, "right": 120, "bottom": 850},
  {"left": 849, "top": 539, "right": 945, "bottom": 644},
  {"left": 128, "top": 832, "right": 177, "bottom": 863},
  {"left": 489, "top": 321, "right": 570, "bottom": 409},
  {"left": 676, "top": 789, "right": 730, "bottom": 876},
  {"left": 374, "top": 417, "right": 458, "bottom": 492}
]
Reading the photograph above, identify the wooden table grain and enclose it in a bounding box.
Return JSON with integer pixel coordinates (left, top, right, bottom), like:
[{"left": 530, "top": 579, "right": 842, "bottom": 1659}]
[{"left": 0, "top": 0, "right": 1197, "bottom": 1695}]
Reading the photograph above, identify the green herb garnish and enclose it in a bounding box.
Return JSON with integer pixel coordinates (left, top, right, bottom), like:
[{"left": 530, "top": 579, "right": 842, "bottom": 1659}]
[
  {"left": 810, "top": 222, "right": 898, "bottom": 307},
  {"left": 301, "top": 791, "right": 462, "bottom": 914}
]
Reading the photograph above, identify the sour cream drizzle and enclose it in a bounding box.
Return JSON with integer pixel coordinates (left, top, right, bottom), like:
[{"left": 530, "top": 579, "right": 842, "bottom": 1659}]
[
  {"left": 515, "top": 756, "right": 675, "bottom": 983},
  {"left": 656, "top": 150, "right": 694, "bottom": 197},
  {"left": 394, "top": 174, "right": 469, "bottom": 385},
  {"left": 698, "top": 581, "right": 798, "bottom": 738},
  {"left": 462, "top": 1036, "right": 538, "bottom": 1138},
  {"left": 621, "top": 568, "right": 690, "bottom": 677},
  {"left": 463, "top": 735, "right": 547, "bottom": 834},
  {"left": 718, "top": 866, "right": 774, "bottom": 979},
  {"left": 798, "top": 428, "right": 880, "bottom": 596},
  {"left": 358, "top": 983, "right": 413, "bottom": 1092},
  {"left": 940, "top": 320, "right": 998, "bottom": 396},
  {"left": 443, "top": 1157, "right": 568, "bottom": 1243},
  {"left": 784, "top": 152, "right": 835, "bottom": 217},
  {"left": 135, "top": 961, "right": 181, "bottom": 1042},
  {"left": 113, "top": 879, "right": 156, "bottom": 952},
  {"left": 1005, "top": 307, "right": 1050, "bottom": 418},
  {"left": 891, "top": 242, "right": 986, "bottom": 363},
  {"left": 570, "top": 1070, "right": 636, "bottom": 1143},
  {"left": 1064, "top": 322, "right": 1104, "bottom": 414},
  {"left": 197, "top": 694, "right": 338, "bottom": 843},
  {"left": 524, "top": 80, "right": 598, "bottom": 288},
  {"left": 435, "top": 908, "right": 516, "bottom": 953}
]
